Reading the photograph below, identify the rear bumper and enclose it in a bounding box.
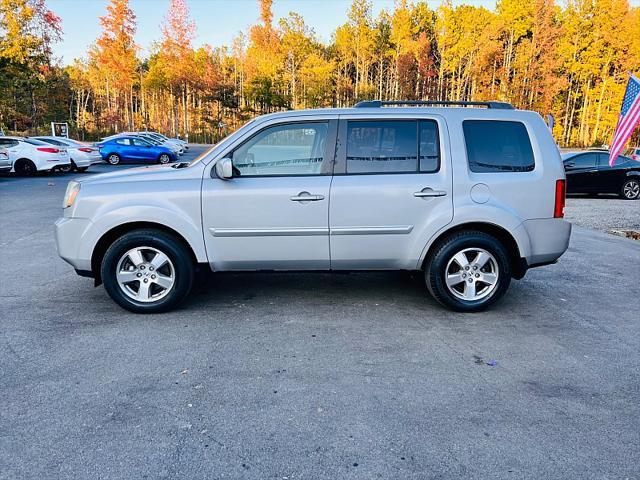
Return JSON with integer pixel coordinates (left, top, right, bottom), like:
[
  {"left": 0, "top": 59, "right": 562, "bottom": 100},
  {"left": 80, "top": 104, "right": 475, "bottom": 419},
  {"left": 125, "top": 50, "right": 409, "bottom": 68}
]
[
  {"left": 39, "top": 158, "right": 71, "bottom": 171},
  {"left": 522, "top": 218, "right": 572, "bottom": 266},
  {"left": 72, "top": 154, "right": 102, "bottom": 167}
]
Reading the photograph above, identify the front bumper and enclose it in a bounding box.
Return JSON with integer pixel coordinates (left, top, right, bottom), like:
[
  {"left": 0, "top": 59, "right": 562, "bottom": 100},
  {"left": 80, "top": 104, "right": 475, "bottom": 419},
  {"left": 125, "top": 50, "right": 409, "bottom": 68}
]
[{"left": 55, "top": 216, "right": 93, "bottom": 271}]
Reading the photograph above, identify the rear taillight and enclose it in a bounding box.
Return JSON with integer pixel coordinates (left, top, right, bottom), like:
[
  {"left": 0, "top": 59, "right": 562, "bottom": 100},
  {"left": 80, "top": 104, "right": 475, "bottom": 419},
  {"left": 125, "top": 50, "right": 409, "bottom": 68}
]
[
  {"left": 78, "top": 147, "right": 93, "bottom": 153},
  {"left": 37, "top": 147, "right": 59, "bottom": 153},
  {"left": 554, "top": 179, "right": 566, "bottom": 218}
]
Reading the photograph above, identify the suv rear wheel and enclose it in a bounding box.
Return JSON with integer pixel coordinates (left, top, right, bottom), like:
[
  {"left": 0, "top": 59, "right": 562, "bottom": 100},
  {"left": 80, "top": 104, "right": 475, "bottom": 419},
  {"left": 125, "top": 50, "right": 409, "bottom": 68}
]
[
  {"left": 425, "top": 231, "right": 511, "bottom": 312},
  {"left": 101, "top": 229, "right": 194, "bottom": 313}
]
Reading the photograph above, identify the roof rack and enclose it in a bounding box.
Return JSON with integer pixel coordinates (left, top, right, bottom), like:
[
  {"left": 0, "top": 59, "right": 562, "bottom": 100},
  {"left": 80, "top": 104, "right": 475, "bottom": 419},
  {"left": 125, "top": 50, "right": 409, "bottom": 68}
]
[{"left": 353, "top": 100, "right": 514, "bottom": 110}]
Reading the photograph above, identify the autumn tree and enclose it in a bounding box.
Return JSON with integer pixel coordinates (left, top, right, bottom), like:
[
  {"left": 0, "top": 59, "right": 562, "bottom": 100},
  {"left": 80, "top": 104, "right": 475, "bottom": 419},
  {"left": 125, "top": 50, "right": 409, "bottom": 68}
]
[
  {"left": 0, "top": 0, "right": 62, "bottom": 131},
  {"left": 5, "top": 0, "right": 638, "bottom": 148},
  {"left": 88, "top": 0, "right": 138, "bottom": 131}
]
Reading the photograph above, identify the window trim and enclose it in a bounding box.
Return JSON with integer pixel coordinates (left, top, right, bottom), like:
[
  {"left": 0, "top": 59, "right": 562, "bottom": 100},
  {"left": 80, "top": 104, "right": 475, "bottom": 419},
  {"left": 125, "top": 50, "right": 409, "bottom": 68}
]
[
  {"left": 462, "top": 119, "right": 535, "bottom": 174},
  {"left": 334, "top": 118, "right": 441, "bottom": 176},
  {"left": 226, "top": 120, "right": 338, "bottom": 178}
]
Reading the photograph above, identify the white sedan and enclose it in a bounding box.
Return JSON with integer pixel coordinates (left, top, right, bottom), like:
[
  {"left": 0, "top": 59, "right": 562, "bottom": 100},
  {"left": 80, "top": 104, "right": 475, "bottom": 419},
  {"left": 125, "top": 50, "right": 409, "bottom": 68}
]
[
  {"left": 0, "top": 137, "right": 71, "bottom": 175},
  {"left": 34, "top": 136, "right": 103, "bottom": 172},
  {"left": 0, "top": 146, "right": 11, "bottom": 172}
]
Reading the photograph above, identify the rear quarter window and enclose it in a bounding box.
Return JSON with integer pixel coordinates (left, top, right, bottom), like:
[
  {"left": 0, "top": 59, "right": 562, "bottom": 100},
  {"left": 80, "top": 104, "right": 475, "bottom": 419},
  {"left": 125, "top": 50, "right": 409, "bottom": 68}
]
[{"left": 463, "top": 120, "right": 534, "bottom": 173}]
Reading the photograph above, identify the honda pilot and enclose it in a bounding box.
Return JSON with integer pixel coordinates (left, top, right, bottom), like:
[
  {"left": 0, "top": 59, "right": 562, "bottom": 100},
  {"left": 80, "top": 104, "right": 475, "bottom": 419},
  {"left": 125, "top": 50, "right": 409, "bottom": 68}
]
[{"left": 56, "top": 101, "right": 571, "bottom": 313}]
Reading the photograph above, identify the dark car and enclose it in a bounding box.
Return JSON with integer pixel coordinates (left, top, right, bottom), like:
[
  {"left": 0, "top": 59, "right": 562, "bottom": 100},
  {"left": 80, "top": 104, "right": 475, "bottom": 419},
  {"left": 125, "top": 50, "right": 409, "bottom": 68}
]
[
  {"left": 562, "top": 150, "right": 640, "bottom": 200},
  {"left": 97, "top": 136, "right": 176, "bottom": 166}
]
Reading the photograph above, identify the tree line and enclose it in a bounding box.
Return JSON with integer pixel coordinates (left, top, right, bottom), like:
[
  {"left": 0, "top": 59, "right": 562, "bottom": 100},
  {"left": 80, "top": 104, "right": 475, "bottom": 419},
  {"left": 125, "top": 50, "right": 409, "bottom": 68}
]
[{"left": 1, "top": 0, "right": 639, "bottom": 146}]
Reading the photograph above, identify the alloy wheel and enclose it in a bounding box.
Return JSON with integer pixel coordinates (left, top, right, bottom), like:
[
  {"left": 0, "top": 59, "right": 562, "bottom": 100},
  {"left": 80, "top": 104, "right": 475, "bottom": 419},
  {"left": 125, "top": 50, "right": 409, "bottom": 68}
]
[
  {"left": 623, "top": 180, "right": 640, "bottom": 199},
  {"left": 444, "top": 247, "right": 499, "bottom": 301},
  {"left": 116, "top": 246, "right": 175, "bottom": 303}
]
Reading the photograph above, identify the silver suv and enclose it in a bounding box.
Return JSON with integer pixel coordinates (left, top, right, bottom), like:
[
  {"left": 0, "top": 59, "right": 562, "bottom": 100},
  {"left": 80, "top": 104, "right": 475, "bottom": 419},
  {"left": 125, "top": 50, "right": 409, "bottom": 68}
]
[{"left": 56, "top": 101, "right": 571, "bottom": 313}]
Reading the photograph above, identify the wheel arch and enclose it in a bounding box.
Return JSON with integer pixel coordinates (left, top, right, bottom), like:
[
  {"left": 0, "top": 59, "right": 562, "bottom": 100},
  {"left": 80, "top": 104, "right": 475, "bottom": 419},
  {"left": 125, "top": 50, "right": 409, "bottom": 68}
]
[
  {"left": 91, "top": 222, "right": 199, "bottom": 285},
  {"left": 419, "top": 222, "right": 527, "bottom": 279}
]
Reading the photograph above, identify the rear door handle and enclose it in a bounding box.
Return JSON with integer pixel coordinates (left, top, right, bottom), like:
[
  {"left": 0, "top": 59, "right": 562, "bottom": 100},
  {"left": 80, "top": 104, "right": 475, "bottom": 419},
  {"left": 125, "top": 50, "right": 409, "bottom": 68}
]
[
  {"left": 414, "top": 188, "right": 447, "bottom": 198},
  {"left": 290, "top": 191, "right": 325, "bottom": 202}
]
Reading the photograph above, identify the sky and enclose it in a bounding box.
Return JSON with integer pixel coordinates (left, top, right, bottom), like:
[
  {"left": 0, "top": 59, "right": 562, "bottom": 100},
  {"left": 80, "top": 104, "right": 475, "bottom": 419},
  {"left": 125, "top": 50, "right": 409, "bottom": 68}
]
[{"left": 49, "top": 0, "right": 498, "bottom": 65}]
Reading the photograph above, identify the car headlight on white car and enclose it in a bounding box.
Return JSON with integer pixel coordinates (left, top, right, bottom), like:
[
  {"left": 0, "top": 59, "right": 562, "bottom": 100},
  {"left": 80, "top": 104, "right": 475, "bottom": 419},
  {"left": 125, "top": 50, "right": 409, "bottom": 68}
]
[{"left": 63, "top": 181, "right": 81, "bottom": 208}]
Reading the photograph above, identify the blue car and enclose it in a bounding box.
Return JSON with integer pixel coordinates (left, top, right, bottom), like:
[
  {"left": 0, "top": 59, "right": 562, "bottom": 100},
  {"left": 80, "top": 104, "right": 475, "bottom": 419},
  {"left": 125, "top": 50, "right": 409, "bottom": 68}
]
[{"left": 98, "top": 136, "right": 177, "bottom": 165}]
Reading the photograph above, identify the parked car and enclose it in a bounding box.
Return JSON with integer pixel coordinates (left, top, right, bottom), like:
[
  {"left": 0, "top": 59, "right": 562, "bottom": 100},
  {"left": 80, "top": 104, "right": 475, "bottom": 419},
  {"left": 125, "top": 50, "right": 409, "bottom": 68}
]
[
  {"left": 97, "top": 136, "right": 177, "bottom": 165},
  {"left": 0, "top": 136, "right": 71, "bottom": 175},
  {"left": 102, "top": 132, "right": 184, "bottom": 157},
  {"left": 136, "top": 133, "right": 184, "bottom": 156},
  {"left": 562, "top": 149, "right": 640, "bottom": 199},
  {"left": 34, "top": 136, "right": 102, "bottom": 172},
  {"left": 0, "top": 146, "right": 11, "bottom": 173},
  {"left": 141, "top": 131, "right": 188, "bottom": 151},
  {"left": 56, "top": 100, "right": 571, "bottom": 313}
]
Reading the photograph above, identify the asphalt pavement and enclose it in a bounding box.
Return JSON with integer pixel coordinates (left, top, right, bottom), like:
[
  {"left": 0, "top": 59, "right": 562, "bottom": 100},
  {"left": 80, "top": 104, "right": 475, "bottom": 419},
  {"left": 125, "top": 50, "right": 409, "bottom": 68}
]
[{"left": 1, "top": 147, "right": 639, "bottom": 479}]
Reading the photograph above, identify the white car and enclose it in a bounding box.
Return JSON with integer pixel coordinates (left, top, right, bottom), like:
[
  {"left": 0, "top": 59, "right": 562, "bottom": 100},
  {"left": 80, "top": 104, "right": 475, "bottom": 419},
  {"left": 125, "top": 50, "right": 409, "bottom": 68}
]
[
  {"left": 34, "top": 136, "right": 102, "bottom": 172},
  {"left": 141, "top": 132, "right": 188, "bottom": 152},
  {"left": 136, "top": 133, "right": 184, "bottom": 156},
  {"left": 0, "top": 136, "right": 71, "bottom": 175},
  {"left": 0, "top": 146, "right": 11, "bottom": 172}
]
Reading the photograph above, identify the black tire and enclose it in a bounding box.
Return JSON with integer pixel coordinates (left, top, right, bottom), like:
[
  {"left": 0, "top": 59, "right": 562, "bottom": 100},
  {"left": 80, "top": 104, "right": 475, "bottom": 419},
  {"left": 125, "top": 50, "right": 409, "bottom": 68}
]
[
  {"left": 14, "top": 158, "right": 37, "bottom": 176},
  {"left": 58, "top": 162, "right": 73, "bottom": 173},
  {"left": 76, "top": 167, "right": 89, "bottom": 173},
  {"left": 425, "top": 231, "right": 511, "bottom": 312},
  {"left": 158, "top": 153, "right": 171, "bottom": 164},
  {"left": 107, "top": 153, "right": 121, "bottom": 165},
  {"left": 101, "top": 229, "right": 195, "bottom": 313},
  {"left": 620, "top": 178, "right": 640, "bottom": 200}
]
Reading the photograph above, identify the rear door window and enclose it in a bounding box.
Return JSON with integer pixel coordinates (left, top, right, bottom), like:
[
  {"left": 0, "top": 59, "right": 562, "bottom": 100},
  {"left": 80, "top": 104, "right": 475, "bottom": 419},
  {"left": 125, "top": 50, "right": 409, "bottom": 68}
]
[
  {"left": 463, "top": 120, "right": 534, "bottom": 173},
  {"left": 345, "top": 120, "right": 440, "bottom": 174},
  {"left": 347, "top": 121, "right": 417, "bottom": 174}
]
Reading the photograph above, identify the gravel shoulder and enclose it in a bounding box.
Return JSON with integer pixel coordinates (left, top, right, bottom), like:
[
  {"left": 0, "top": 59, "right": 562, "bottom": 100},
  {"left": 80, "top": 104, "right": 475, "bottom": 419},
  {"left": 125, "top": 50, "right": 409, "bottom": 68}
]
[{"left": 565, "top": 196, "right": 639, "bottom": 233}]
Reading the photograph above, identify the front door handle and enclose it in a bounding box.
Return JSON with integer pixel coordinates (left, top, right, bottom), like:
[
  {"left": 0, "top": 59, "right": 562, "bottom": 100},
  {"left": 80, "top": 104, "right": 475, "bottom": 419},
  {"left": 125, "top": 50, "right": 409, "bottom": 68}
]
[
  {"left": 290, "top": 191, "right": 325, "bottom": 202},
  {"left": 414, "top": 188, "right": 447, "bottom": 198}
]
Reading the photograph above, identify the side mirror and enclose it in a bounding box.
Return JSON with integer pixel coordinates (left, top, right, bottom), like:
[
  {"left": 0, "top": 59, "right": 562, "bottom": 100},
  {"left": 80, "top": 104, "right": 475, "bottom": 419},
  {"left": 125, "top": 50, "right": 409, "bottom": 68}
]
[{"left": 215, "top": 157, "right": 233, "bottom": 179}]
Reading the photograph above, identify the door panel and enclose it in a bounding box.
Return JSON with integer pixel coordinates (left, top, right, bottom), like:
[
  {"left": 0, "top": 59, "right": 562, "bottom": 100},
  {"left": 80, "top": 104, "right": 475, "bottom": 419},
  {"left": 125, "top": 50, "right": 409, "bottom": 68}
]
[
  {"left": 564, "top": 153, "right": 598, "bottom": 192},
  {"left": 596, "top": 153, "right": 623, "bottom": 193},
  {"left": 329, "top": 117, "right": 453, "bottom": 270},
  {"left": 202, "top": 177, "right": 331, "bottom": 270},
  {"left": 201, "top": 119, "right": 338, "bottom": 271}
]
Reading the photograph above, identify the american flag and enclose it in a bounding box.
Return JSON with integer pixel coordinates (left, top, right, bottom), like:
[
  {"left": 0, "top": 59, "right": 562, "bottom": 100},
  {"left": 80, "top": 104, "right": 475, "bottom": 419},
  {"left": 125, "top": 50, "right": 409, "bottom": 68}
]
[{"left": 609, "top": 74, "right": 640, "bottom": 166}]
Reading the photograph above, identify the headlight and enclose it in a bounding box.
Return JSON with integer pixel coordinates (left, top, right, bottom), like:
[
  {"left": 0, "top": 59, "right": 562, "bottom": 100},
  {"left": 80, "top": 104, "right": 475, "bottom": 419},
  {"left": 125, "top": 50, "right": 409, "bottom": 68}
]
[{"left": 63, "top": 181, "right": 80, "bottom": 209}]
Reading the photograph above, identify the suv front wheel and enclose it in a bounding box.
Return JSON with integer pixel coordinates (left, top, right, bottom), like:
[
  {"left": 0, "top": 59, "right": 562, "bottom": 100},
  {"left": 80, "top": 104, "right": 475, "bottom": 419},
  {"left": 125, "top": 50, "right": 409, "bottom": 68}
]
[
  {"left": 425, "top": 231, "right": 511, "bottom": 312},
  {"left": 101, "top": 229, "right": 194, "bottom": 313}
]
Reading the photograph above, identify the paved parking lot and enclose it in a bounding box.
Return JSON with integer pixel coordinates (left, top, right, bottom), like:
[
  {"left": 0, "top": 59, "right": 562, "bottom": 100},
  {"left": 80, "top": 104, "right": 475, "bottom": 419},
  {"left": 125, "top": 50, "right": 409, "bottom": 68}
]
[{"left": 1, "top": 147, "right": 639, "bottom": 479}]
